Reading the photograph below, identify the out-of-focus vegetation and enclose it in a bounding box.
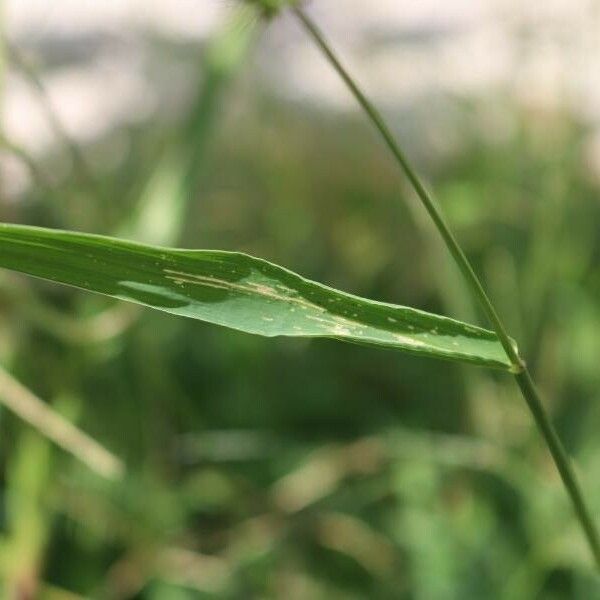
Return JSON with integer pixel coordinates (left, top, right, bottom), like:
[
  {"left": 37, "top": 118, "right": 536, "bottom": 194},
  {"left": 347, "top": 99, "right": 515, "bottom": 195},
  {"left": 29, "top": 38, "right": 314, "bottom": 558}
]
[{"left": 1, "top": 6, "right": 600, "bottom": 599}]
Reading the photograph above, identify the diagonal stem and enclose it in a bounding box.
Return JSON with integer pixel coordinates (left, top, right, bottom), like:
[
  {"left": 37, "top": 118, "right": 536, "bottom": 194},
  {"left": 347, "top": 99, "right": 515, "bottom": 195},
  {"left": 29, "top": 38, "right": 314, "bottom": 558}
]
[
  {"left": 0, "top": 365, "right": 124, "bottom": 479},
  {"left": 292, "top": 5, "right": 600, "bottom": 568}
]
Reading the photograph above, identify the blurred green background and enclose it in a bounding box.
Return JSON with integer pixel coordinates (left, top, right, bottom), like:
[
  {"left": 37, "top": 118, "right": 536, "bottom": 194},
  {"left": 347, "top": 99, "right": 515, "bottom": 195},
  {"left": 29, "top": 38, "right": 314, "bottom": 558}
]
[{"left": 1, "top": 3, "right": 600, "bottom": 598}]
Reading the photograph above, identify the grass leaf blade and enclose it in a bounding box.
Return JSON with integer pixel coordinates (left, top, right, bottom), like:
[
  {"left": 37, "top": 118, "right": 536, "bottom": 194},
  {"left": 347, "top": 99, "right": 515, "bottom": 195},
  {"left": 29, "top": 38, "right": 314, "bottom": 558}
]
[{"left": 0, "top": 223, "right": 512, "bottom": 369}]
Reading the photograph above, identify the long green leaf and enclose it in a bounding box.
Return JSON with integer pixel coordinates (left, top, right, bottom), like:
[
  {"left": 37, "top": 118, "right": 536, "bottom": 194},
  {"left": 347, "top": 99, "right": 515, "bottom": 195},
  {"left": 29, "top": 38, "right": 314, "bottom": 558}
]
[{"left": 0, "top": 224, "right": 512, "bottom": 369}]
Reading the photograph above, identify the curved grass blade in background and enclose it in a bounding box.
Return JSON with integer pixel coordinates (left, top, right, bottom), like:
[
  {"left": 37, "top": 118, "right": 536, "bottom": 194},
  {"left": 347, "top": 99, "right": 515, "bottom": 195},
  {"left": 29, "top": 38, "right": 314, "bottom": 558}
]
[{"left": 0, "top": 223, "right": 512, "bottom": 369}]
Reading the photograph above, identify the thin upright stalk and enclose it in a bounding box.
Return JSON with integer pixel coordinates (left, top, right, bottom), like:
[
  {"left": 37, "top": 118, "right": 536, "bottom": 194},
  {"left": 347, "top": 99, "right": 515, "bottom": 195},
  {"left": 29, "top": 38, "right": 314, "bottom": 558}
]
[{"left": 292, "top": 6, "right": 600, "bottom": 568}]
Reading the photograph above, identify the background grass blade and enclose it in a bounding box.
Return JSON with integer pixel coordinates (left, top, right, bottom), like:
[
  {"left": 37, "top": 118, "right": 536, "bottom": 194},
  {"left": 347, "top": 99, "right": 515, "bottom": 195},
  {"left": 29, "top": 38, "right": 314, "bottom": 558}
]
[
  {"left": 0, "top": 223, "right": 511, "bottom": 369},
  {"left": 0, "top": 366, "right": 124, "bottom": 480}
]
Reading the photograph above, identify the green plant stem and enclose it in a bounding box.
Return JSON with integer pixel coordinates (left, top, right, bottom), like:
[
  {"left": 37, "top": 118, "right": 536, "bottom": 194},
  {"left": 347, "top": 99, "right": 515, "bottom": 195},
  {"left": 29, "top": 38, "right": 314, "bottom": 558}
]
[
  {"left": 293, "top": 7, "right": 520, "bottom": 368},
  {"left": 292, "top": 6, "right": 600, "bottom": 568},
  {"left": 514, "top": 369, "right": 600, "bottom": 565}
]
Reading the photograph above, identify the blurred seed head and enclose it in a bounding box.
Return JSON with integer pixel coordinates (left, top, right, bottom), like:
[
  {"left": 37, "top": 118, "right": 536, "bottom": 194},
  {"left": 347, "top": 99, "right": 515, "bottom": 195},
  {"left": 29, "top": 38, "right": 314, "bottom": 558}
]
[{"left": 239, "top": 0, "right": 297, "bottom": 20}]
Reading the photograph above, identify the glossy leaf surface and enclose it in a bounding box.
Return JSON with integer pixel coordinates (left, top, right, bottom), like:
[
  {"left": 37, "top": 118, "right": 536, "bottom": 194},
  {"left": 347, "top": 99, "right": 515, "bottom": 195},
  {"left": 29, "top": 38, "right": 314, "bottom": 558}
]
[{"left": 0, "top": 224, "right": 512, "bottom": 369}]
